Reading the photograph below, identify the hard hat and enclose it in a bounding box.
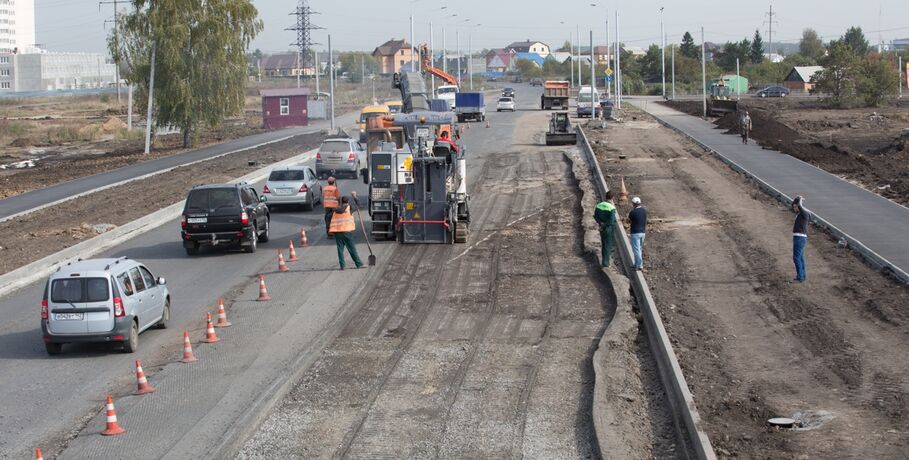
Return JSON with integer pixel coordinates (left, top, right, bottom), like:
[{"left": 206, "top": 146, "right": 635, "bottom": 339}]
[
  {"left": 631, "top": 196, "right": 642, "bottom": 205},
  {"left": 327, "top": 176, "right": 336, "bottom": 184}
]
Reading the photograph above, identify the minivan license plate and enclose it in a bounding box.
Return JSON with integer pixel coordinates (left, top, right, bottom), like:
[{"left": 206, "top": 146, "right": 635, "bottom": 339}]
[
  {"left": 54, "top": 313, "right": 84, "bottom": 321},
  {"left": 187, "top": 217, "right": 207, "bottom": 224}
]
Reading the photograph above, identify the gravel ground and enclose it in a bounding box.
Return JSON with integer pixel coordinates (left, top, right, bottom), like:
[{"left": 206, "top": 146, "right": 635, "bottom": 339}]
[{"left": 589, "top": 108, "right": 909, "bottom": 458}]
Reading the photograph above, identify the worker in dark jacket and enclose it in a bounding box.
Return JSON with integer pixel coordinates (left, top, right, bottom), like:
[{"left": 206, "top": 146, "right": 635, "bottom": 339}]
[
  {"left": 740, "top": 111, "right": 753, "bottom": 144},
  {"left": 791, "top": 195, "right": 811, "bottom": 282},
  {"left": 594, "top": 191, "right": 617, "bottom": 267},
  {"left": 628, "top": 196, "right": 647, "bottom": 271}
]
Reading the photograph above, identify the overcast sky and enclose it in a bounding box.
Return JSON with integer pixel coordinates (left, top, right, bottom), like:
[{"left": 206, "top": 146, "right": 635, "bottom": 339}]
[{"left": 36, "top": 0, "right": 909, "bottom": 54}]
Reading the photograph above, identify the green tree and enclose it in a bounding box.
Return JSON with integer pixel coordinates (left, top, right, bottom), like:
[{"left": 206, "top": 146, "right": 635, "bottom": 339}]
[
  {"left": 857, "top": 54, "right": 898, "bottom": 106},
  {"left": 515, "top": 58, "right": 542, "bottom": 78},
  {"left": 338, "top": 52, "right": 378, "bottom": 84},
  {"left": 680, "top": 31, "right": 698, "bottom": 59},
  {"left": 639, "top": 44, "right": 662, "bottom": 81},
  {"left": 799, "top": 28, "right": 824, "bottom": 61},
  {"left": 842, "top": 26, "right": 870, "bottom": 56},
  {"left": 750, "top": 30, "right": 764, "bottom": 64},
  {"left": 556, "top": 40, "right": 572, "bottom": 52},
  {"left": 715, "top": 39, "right": 751, "bottom": 71},
  {"left": 815, "top": 41, "right": 859, "bottom": 106},
  {"left": 110, "top": 0, "right": 262, "bottom": 148}
]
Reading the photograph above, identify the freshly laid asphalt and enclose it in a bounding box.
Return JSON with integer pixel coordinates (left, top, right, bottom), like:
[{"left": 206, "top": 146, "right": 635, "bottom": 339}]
[
  {"left": 631, "top": 98, "right": 909, "bottom": 281},
  {"left": 0, "top": 112, "right": 357, "bottom": 222}
]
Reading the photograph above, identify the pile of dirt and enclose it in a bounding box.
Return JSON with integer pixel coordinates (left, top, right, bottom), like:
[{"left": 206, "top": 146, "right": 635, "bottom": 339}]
[{"left": 0, "top": 132, "right": 324, "bottom": 275}]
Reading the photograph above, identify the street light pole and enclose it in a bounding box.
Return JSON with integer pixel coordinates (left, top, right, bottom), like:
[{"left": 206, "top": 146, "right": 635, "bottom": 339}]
[
  {"left": 456, "top": 30, "right": 461, "bottom": 87},
  {"left": 671, "top": 43, "right": 676, "bottom": 100},
  {"left": 468, "top": 31, "right": 473, "bottom": 90},
  {"left": 410, "top": 7, "right": 416, "bottom": 72},
  {"left": 660, "top": 7, "right": 666, "bottom": 99},
  {"left": 430, "top": 21, "right": 435, "bottom": 94},
  {"left": 577, "top": 24, "right": 581, "bottom": 85},
  {"left": 616, "top": 10, "right": 621, "bottom": 109},
  {"left": 144, "top": 41, "right": 156, "bottom": 154},
  {"left": 590, "top": 30, "right": 596, "bottom": 118},
  {"left": 701, "top": 27, "right": 707, "bottom": 117},
  {"left": 442, "top": 27, "right": 447, "bottom": 74},
  {"left": 329, "top": 34, "right": 335, "bottom": 131},
  {"left": 570, "top": 31, "right": 575, "bottom": 88}
]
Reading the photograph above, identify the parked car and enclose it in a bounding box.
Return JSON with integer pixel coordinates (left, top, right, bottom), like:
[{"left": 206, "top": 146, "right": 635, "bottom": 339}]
[
  {"left": 486, "top": 76, "right": 498, "bottom": 82},
  {"left": 41, "top": 257, "right": 169, "bottom": 355},
  {"left": 496, "top": 97, "right": 516, "bottom": 112},
  {"left": 529, "top": 77, "right": 543, "bottom": 87},
  {"left": 262, "top": 166, "right": 322, "bottom": 211},
  {"left": 756, "top": 86, "right": 790, "bottom": 98},
  {"left": 502, "top": 87, "right": 516, "bottom": 99},
  {"left": 181, "top": 183, "right": 270, "bottom": 255},
  {"left": 316, "top": 138, "right": 365, "bottom": 179}
]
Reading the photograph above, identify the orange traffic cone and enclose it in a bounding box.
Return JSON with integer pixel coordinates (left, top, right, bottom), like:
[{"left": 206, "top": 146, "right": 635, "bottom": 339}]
[
  {"left": 181, "top": 331, "right": 197, "bottom": 363},
  {"left": 214, "top": 298, "right": 231, "bottom": 328},
  {"left": 300, "top": 227, "right": 309, "bottom": 247},
  {"left": 134, "top": 359, "right": 155, "bottom": 395},
  {"left": 202, "top": 312, "right": 220, "bottom": 343},
  {"left": 101, "top": 395, "right": 125, "bottom": 436},
  {"left": 257, "top": 275, "right": 271, "bottom": 301},
  {"left": 35, "top": 448, "right": 43, "bottom": 460},
  {"left": 288, "top": 241, "right": 299, "bottom": 261},
  {"left": 619, "top": 176, "right": 629, "bottom": 204},
  {"left": 277, "top": 250, "right": 289, "bottom": 272}
]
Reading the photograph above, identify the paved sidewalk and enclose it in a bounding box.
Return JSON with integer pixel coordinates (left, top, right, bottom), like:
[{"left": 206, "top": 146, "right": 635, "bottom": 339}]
[
  {"left": 630, "top": 98, "right": 909, "bottom": 283},
  {"left": 0, "top": 112, "right": 357, "bottom": 222}
]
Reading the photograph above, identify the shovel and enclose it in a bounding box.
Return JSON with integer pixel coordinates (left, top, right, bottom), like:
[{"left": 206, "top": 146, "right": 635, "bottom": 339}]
[{"left": 350, "top": 191, "right": 376, "bottom": 266}]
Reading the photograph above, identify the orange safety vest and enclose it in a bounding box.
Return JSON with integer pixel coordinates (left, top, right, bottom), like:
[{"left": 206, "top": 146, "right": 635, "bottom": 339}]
[
  {"left": 323, "top": 185, "right": 340, "bottom": 209},
  {"left": 328, "top": 206, "right": 355, "bottom": 233}
]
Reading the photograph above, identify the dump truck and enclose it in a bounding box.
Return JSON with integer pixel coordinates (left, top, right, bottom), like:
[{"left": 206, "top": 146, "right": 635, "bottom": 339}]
[
  {"left": 545, "top": 112, "right": 577, "bottom": 145},
  {"left": 454, "top": 92, "right": 486, "bottom": 122},
  {"left": 707, "top": 79, "right": 738, "bottom": 117},
  {"left": 541, "top": 80, "right": 570, "bottom": 110}
]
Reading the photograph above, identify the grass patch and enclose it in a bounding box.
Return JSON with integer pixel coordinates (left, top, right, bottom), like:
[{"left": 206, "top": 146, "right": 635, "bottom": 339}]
[{"left": 0, "top": 119, "right": 31, "bottom": 138}]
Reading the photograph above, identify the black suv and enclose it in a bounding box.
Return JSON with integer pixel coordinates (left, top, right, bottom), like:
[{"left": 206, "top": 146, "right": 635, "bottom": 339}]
[
  {"left": 502, "top": 87, "right": 515, "bottom": 99},
  {"left": 181, "top": 183, "right": 270, "bottom": 255}
]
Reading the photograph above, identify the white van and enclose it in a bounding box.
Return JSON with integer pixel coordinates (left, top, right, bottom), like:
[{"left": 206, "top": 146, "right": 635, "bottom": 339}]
[
  {"left": 577, "top": 86, "right": 601, "bottom": 118},
  {"left": 435, "top": 85, "right": 459, "bottom": 109},
  {"left": 41, "top": 257, "right": 169, "bottom": 355}
]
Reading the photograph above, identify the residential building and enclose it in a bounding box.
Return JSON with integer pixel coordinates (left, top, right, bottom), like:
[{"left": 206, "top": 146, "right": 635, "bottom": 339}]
[
  {"left": 372, "top": 39, "right": 415, "bottom": 75},
  {"left": 784, "top": 66, "right": 824, "bottom": 92},
  {"left": 485, "top": 48, "right": 514, "bottom": 72},
  {"left": 0, "top": 52, "right": 118, "bottom": 92},
  {"left": 548, "top": 52, "right": 572, "bottom": 64},
  {"left": 506, "top": 40, "right": 550, "bottom": 57},
  {"left": 0, "top": 0, "right": 35, "bottom": 53},
  {"left": 513, "top": 52, "right": 544, "bottom": 67},
  {"left": 260, "top": 53, "right": 300, "bottom": 78},
  {"left": 593, "top": 46, "right": 613, "bottom": 65}
]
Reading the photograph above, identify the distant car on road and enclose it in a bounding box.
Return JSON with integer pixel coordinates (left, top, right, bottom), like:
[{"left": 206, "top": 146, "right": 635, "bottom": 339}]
[
  {"left": 529, "top": 78, "right": 543, "bottom": 87},
  {"left": 512, "top": 76, "right": 524, "bottom": 83},
  {"left": 502, "top": 87, "right": 515, "bottom": 99},
  {"left": 262, "top": 166, "right": 323, "bottom": 211},
  {"left": 181, "top": 183, "right": 270, "bottom": 255},
  {"left": 316, "top": 138, "right": 365, "bottom": 179},
  {"left": 496, "top": 97, "right": 516, "bottom": 112},
  {"left": 486, "top": 76, "right": 498, "bottom": 82},
  {"left": 756, "top": 86, "right": 790, "bottom": 98},
  {"left": 41, "top": 257, "right": 169, "bottom": 355}
]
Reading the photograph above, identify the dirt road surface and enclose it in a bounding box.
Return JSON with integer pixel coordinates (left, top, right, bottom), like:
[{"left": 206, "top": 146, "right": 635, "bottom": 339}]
[
  {"left": 588, "top": 108, "right": 909, "bottom": 457},
  {"left": 239, "top": 110, "right": 624, "bottom": 458}
]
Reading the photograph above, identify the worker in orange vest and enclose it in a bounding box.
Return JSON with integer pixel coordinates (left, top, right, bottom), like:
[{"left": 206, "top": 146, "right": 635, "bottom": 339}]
[
  {"left": 322, "top": 176, "right": 341, "bottom": 238},
  {"left": 328, "top": 196, "right": 364, "bottom": 269}
]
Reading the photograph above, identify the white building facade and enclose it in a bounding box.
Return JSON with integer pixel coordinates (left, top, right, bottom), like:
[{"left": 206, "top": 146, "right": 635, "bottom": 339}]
[
  {"left": 0, "top": 52, "right": 118, "bottom": 92},
  {"left": 0, "top": 0, "right": 36, "bottom": 53}
]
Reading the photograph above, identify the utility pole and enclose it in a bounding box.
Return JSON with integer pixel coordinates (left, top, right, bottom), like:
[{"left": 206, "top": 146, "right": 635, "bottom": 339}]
[
  {"left": 590, "top": 30, "right": 596, "bottom": 118},
  {"left": 99, "top": 0, "right": 121, "bottom": 103},
  {"left": 616, "top": 11, "right": 621, "bottom": 109},
  {"left": 456, "top": 31, "right": 461, "bottom": 86},
  {"left": 361, "top": 55, "right": 366, "bottom": 92},
  {"left": 736, "top": 58, "right": 740, "bottom": 98},
  {"left": 701, "top": 27, "right": 707, "bottom": 117},
  {"left": 570, "top": 31, "right": 575, "bottom": 88},
  {"left": 442, "top": 27, "right": 447, "bottom": 74},
  {"left": 764, "top": 4, "right": 778, "bottom": 57},
  {"left": 144, "top": 42, "right": 156, "bottom": 154},
  {"left": 288, "top": 0, "right": 322, "bottom": 81},
  {"left": 899, "top": 56, "right": 903, "bottom": 99},
  {"left": 660, "top": 7, "right": 666, "bottom": 99},
  {"left": 577, "top": 24, "right": 581, "bottom": 85},
  {"left": 314, "top": 50, "right": 320, "bottom": 96},
  {"left": 127, "top": 84, "right": 133, "bottom": 129},
  {"left": 430, "top": 21, "right": 435, "bottom": 94},
  {"left": 605, "top": 10, "right": 611, "bottom": 99},
  {"left": 329, "top": 35, "right": 335, "bottom": 131},
  {"left": 410, "top": 9, "right": 416, "bottom": 72},
  {"left": 468, "top": 32, "right": 473, "bottom": 90}
]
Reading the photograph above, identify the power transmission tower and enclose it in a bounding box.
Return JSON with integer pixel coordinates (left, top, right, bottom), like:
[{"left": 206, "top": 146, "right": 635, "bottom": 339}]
[
  {"left": 287, "top": 0, "right": 323, "bottom": 80},
  {"left": 763, "top": 4, "right": 778, "bottom": 56}
]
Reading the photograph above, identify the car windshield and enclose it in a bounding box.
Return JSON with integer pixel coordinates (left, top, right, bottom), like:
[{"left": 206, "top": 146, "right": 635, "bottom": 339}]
[
  {"left": 269, "top": 170, "right": 306, "bottom": 181},
  {"left": 498, "top": 97, "right": 512, "bottom": 102},
  {"left": 186, "top": 189, "right": 237, "bottom": 211},
  {"left": 359, "top": 112, "right": 383, "bottom": 123},
  {"left": 437, "top": 87, "right": 457, "bottom": 94},
  {"left": 578, "top": 93, "right": 596, "bottom": 103},
  {"left": 321, "top": 141, "right": 352, "bottom": 153},
  {"left": 51, "top": 278, "right": 110, "bottom": 303}
]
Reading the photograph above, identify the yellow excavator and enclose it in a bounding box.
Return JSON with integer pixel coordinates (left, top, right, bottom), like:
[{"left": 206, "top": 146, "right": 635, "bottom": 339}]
[{"left": 707, "top": 78, "right": 738, "bottom": 117}]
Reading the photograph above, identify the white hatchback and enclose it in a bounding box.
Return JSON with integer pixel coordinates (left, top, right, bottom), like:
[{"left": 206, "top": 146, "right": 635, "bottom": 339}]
[{"left": 496, "top": 97, "right": 516, "bottom": 112}]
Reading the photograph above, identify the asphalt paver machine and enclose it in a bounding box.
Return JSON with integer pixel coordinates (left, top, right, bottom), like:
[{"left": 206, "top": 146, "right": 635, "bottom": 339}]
[{"left": 363, "top": 71, "right": 470, "bottom": 244}]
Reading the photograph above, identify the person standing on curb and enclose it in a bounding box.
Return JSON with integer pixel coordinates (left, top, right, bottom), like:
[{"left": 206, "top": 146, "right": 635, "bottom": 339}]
[
  {"left": 328, "top": 196, "right": 364, "bottom": 270},
  {"left": 628, "top": 196, "right": 647, "bottom": 271},
  {"left": 740, "top": 110, "right": 753, "bottom": 144},
  {"left": 594, "top": 190, "right": 617, "bottom": 267},
  {"left": 322, "top": 176, "right": 340, "bottom": 238},
  {"left": 791, "top": 195, "right": 811, "bottom": 283}
]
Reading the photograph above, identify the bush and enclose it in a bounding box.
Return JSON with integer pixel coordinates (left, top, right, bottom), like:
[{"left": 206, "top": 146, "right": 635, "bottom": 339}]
[
  {"left": 857, "top": 55, "right": 898, "bottom": 107},
  {"left": 47, "top": 126, "right": 86, "bottom": 144}
]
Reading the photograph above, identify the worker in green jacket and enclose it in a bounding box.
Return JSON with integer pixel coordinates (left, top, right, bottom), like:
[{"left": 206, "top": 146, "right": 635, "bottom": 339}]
[{"left": 594, "top": 190, "right": 617, "bottom": 267}]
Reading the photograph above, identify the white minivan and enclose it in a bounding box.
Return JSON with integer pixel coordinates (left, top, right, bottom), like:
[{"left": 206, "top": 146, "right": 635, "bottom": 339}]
[
  {"left": 41, "top": 257, "right": 169, "bottom": 355},
  {"left": 577, "top": 85, "right": 601, "bottom": 118}
]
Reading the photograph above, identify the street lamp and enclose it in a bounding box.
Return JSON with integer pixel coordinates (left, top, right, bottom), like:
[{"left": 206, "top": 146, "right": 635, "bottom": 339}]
[{"left": 660, "top": 7, "right": 666, "bottom": 99}]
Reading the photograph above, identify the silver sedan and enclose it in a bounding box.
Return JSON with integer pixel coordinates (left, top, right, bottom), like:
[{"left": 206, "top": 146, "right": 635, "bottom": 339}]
[{"left": 262, "top": 165, "right": 323, "bottom": 211}]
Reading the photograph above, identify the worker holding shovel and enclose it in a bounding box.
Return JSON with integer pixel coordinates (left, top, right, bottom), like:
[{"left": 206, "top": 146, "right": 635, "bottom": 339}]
[
  {"left": 328, "top": 196, "right": 364, "bottom": 270},
  {"left": 350, "top": 191, "right": 377, "bottom": 266}
]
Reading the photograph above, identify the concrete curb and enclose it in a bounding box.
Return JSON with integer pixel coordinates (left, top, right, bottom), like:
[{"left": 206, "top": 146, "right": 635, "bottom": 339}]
[
  {"left": 639, "top": 105, "right": 909, "bottom": 286},
  {"left": 576, "top": 125, "right": 717, "bottom": 460},
  {"left": 0, "top": 130, "right": 319, "bottom": 225},
  {"left": 0, "top": 147, "right": 319, "bottom": 300}
]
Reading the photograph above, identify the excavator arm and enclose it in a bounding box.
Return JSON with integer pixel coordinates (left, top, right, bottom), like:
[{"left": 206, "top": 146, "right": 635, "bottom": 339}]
[{"left": 420, "top": 44, "right": 458, "bottom": 87}]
